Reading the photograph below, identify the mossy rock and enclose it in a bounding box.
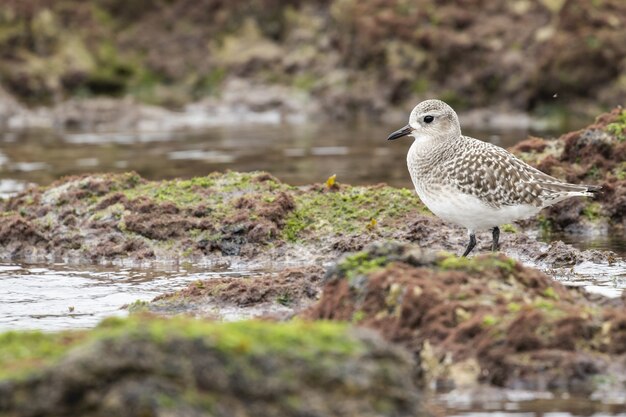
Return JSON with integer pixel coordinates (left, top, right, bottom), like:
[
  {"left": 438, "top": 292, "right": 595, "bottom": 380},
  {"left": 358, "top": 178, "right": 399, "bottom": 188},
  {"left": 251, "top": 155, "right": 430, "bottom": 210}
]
[
  {"left": 306, "top": 241, "right": 626, "bottom": 393},
  {"left": 0, "top": 171, "right": 427, "bottom": 263},
  {"left": 0, "top": 317, "right": 425, "bottom": 417}
]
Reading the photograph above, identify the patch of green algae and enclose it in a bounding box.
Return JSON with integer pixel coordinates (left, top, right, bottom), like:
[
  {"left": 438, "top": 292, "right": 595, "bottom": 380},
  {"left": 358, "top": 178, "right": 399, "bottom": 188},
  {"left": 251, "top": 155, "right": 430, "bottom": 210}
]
[
  {"left": 98, "top": 317, "right": 360, "bottom": 358},
  {"left": 0, "top": 317, "right": 361, "bottom": 381},
  {"left": 121, "top": 171, "right": 287, "bottom": 209},
  {"left": 2, "top": 171, "right": 432, "bottom": 260},
  {"left": 0, "top": 331, "right": 88, "bottom": 380},
  {"left": 606, "top": 109, "right": 626, "bottom": 142},
  {"left": 337, "top": 252, "right": 389, "bottom": 280},
  {"left": 283, "top": 186, "right": 426, "bottom": 242},
  {"left": 437, "top": 253, "right": 517, "bottom": 273},
  {"left": 105, "top": 171, "right": 428, "bottom": 244}
]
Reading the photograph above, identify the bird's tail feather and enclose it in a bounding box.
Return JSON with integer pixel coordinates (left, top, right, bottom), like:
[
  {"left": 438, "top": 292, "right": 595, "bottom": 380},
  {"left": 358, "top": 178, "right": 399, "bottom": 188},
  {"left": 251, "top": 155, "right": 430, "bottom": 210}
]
[
  {"left": 538, "top": 181, "right": 601, "bottom": 195},
  {"left": 585, "top": 184, "right": 602, "bottom": 193}
]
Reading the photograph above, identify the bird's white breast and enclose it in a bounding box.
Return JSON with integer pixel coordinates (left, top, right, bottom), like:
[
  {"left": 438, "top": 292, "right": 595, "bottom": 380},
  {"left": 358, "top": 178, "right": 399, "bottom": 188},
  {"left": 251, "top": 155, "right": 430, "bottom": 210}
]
[
  {"left": 407, "top": 139, "right": 540, "bottom": 232},
  {"left": 416, "top": 188, "right": 540, "bottom": 232}
]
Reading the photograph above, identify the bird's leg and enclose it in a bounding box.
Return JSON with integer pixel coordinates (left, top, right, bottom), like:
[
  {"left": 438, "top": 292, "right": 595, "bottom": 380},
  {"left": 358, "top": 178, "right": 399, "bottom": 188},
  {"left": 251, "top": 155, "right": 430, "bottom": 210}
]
[
  {"left": 462, "top": 232, "right": 476, "bottom": 257},
  {"left": 492, "top": 226, "right": 500, "bottom": 252}
]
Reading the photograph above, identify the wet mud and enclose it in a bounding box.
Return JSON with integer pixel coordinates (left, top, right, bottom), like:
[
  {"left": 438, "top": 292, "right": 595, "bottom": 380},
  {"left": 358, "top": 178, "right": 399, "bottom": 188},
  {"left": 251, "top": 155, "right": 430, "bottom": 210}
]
[{"left": 147, "top": 266, "right": 324, "bottom": 320}]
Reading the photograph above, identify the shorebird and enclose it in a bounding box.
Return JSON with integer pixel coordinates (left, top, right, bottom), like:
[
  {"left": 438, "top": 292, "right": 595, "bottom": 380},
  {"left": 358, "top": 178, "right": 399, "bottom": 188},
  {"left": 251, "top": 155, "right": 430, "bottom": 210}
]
[{"left": 387, "top": 99, "right": 600, "bottom": 257}]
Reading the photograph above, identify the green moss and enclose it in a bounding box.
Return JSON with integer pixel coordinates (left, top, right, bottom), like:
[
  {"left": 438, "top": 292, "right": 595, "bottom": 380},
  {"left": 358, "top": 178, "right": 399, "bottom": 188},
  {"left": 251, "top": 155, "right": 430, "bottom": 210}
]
[
  {"left": 127, "top": 299, "right": 150, "bottom": 313},
  {"left": 586, "top": 165, "right": 601, "bottom": 180},
  {"left": 276, "top": 293, "right": 292, "bottom": 306},
  {"left": 501, "top": 224, "right": 518, "bottom": 234},
  {"left": 438, "top": 255, "right": 473, "bottom": 270},
  {"left": 0, "top": 317, "right": 363, "bottom": 381},
  {"left": 582, "top": 202, "right": 602, "bottom": 221},
  {"left": 84, "top": 41, "right": 137, "bottom": 96},
  {"left": 293, "top": 73, "right": 317, "bottom": 91},
  {"left": 0, "top": 331, "right": 87, "bottom": 379},
  {"left": 507, "top": 302, "right": 522, "bottom": 313},
  {"left": 181, "top": 247, "right": 195, "bottom": 257},
  {"left": 533, "top": 298, "right": 556, "bottom": 311},
  {"left": 537, "top": 214, "right": 553, "bottom": 233},
  {"left": 122, "top": 171, "right": 285, "bottom": 210},
  {"left": 438, "top": 254, "right": 516, "bottom": 273},
  {"left": 411, "top": 78, "right": 429, "bottom": 94},
  {"left": 351, "top": 310, "right": 366, "bottom": 323},
  {"left": 542, "top": 287, "right": 559, "bottom": 300},
  {"left": 337, "top": 251, "right": 389, "bottom": 280},
  {"left": 482, "top": 314, "right": 498, "bottom": 327},
  {"left": 193, "top": 67, "right": 226, "bottom": 98},
  {"left": 605, "top": 110, "right": 626, "bottom": 142},
  {"left": 282, "top": 186, "right": 423, "bottom": 242},
  {"left": 114, "top": 319, "right": 363, "bottom": 360},
  {"left": 613, "top": 162, "right": 626, "bottom": 180}
]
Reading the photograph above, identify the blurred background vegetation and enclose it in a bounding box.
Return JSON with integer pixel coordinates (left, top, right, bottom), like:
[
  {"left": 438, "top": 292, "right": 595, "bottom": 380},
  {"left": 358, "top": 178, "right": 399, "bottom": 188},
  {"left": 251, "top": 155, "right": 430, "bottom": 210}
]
[{"left": 0, "top": 0, "right": 624, "bottom": 120}]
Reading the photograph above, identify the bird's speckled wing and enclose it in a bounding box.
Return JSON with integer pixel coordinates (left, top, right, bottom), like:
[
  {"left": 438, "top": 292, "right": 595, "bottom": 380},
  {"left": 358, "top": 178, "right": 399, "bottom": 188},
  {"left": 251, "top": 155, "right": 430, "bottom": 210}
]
[{"left": 444, "top": 136, "right": 595, "bottom": 208}]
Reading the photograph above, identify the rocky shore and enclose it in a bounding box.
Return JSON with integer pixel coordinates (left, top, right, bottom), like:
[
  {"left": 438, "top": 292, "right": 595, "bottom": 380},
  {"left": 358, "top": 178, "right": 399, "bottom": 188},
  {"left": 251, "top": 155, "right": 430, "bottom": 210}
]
[{"left": 0, "top": 109, "right": 625, "bottom": 415}]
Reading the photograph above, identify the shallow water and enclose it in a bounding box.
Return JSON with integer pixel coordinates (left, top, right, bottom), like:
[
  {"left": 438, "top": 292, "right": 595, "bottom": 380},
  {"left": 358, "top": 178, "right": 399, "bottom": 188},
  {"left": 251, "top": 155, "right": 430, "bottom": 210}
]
[
  {"left": 0, "top": 123, "right": 543, "bottom": 192},
  {"left": 542, "top": 231, "right": 626, "bottom": 257},
  {"left": 0, "top": 262, "right": 254, "bottom": 331}
]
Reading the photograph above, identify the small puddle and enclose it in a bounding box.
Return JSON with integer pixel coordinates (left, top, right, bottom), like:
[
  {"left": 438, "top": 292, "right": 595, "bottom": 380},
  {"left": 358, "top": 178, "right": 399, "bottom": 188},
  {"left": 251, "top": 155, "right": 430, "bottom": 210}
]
[{"left": 0, "top": 262, "right": 255, "bottom": 331}]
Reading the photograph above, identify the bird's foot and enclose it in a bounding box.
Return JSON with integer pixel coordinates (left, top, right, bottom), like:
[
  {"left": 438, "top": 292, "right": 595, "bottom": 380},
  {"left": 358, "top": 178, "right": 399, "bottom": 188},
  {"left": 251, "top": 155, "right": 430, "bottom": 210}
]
[{"left": 491, "top": 226, "right": 500, "bottom": 252}]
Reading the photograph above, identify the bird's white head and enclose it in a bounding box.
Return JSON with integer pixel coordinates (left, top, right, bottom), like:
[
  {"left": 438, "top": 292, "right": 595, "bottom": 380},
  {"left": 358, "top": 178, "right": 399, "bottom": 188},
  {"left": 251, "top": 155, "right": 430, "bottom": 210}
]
[{"left": 387, "top": 99, "right": 461, "bottom": 141}]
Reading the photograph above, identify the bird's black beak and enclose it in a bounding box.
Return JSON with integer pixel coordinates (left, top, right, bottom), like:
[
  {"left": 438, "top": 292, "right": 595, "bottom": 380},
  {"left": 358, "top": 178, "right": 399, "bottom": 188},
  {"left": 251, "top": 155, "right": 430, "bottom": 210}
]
[{"left": 387, "top": 125, "right": 412, "bottom": 141}]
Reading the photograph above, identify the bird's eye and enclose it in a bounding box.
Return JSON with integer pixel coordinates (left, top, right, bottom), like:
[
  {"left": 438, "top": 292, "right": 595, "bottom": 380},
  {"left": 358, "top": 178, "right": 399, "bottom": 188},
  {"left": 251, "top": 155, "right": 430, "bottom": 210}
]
[{"left": 423, "top": 115, "right": 434, "bottom": 123}]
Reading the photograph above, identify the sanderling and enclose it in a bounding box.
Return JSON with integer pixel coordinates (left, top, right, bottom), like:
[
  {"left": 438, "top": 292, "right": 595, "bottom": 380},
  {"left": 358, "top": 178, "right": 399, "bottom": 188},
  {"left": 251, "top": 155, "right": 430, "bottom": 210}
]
[{"left": 387, "top": 99, "right": 600, "bottom": 257}]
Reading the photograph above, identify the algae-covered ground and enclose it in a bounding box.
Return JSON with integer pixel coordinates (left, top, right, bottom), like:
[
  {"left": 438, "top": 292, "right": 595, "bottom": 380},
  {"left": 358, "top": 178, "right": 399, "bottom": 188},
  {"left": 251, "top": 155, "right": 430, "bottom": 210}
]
[
  {"left": 0, "top": 169, "right": 429, "bottom": 263},
  {"left": 306, "top": 241, "right": 626, "bottom": 394},
  {"left": 0, "top": 316, "right": 424, "bottom": 417}
]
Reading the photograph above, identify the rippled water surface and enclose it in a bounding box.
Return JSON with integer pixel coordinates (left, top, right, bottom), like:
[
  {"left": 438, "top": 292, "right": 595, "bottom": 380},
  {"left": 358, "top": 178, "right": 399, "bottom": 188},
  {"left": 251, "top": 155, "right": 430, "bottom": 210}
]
[{"left": 0, "top": 262, "right": 252, "bottom": 331}]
